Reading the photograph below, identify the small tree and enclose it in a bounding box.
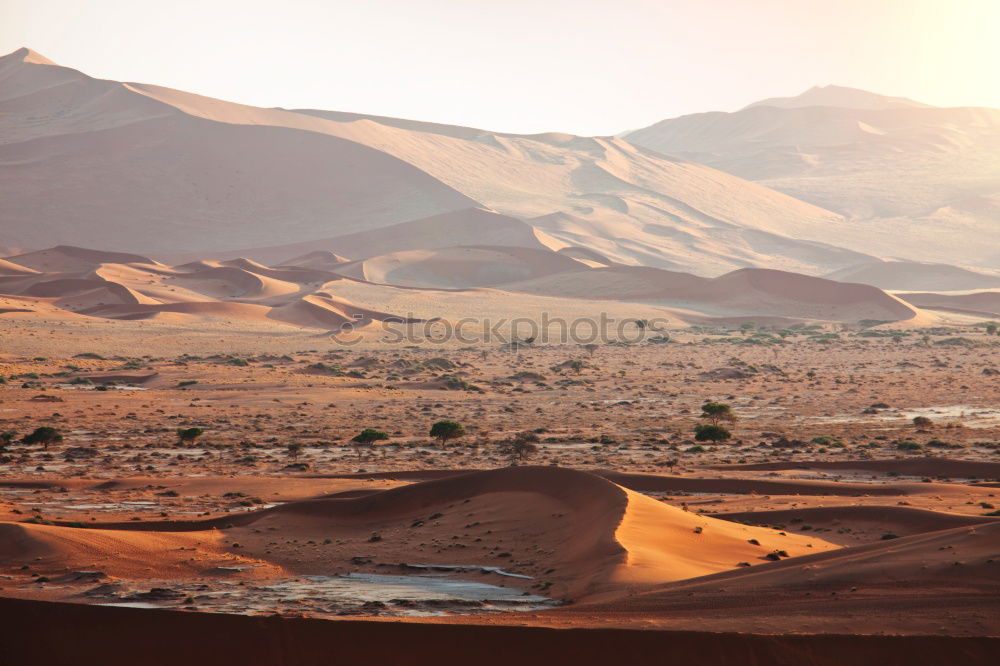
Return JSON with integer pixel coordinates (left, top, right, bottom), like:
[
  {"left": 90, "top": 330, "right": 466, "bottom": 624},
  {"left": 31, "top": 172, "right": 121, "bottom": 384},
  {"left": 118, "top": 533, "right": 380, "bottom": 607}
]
[
  {"left": 694, "top": 424, "right": 730, "bottom": 442},
  {"left": 352, "top": 428, "right": 388, "bottom": 458},
  {"left": 286, "top": 442, "right": 304, "bottom": 463},
  {"left": 177, "top": 427, "right": 204, "bottom": 444},
  {"left": 913, "top": 416, "right": 932, "bottom": 428},
  {"left": 0, "top": 430, "right": 15, "bottom": 453},
  {"left": 987, "top": 323, "right": 998, "bottom": 336},
  {"left": 700, "top": 401, "right": 736, "bottom": 425},
  {"left": 429, "top": 420, "right": 465, "bottom": 445},
  {"left": 22, "top": 426, "right": 63, "bottom": 449},
  {"left": 505, "top": 430, "right": 540, "bottom": 462}
]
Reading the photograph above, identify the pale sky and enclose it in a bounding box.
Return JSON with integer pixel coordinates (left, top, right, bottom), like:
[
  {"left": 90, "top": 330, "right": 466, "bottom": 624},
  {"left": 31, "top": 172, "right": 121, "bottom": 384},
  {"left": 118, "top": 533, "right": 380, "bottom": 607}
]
[{"left": 3, "top": 0, "right": 999, "bottom": 135}]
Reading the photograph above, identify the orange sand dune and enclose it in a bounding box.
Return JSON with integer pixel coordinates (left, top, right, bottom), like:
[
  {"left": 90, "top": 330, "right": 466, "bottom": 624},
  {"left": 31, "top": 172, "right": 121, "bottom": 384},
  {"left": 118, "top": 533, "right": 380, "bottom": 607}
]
[
  {"left": 571, "top": 522, "right": 1000, "bottom": 635},
  {"left": 167, "top": 266, "right": 300, "bottom": 300},
  {"left": 267, "top": 293, "right": 411, "bottom": 330},
  {"left": 0, "top": 521, "right": 279, "bottom": 579},
  {"left": 4, "top": 245, "right": 161, "bottom": 273},
  {"left": 280, "top": 250, "right": 351, "bottom": 270},
  {"left": 55, "top": 467, "right": 838, "bottom": 600},
  {"left": 218, "top": 258, "right": 340, "bottom": 286},
  {"left": 0, "top": 258, "right": 37, "bottom": 275}
]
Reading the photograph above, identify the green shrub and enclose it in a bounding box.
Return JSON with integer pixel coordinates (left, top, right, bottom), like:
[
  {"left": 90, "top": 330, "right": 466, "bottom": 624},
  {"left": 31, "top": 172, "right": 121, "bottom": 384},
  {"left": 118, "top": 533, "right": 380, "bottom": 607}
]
[
  {"left": 694, "top": 424, "right": 730, "bottom": 442},
  {"left": 22, "top": 426, "right": 63, "bottom": 449},
  {"left": 429, "top": 420, "right": 465, "bottom": 444}
]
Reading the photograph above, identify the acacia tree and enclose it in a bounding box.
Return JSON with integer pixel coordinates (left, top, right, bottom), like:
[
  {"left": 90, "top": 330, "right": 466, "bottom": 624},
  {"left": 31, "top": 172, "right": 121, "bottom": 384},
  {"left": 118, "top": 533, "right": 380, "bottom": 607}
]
[
  {"left": 22, "top": 426, "right": 63, "bottom": 449},
  {"left": 177, "top": 427, "right": 204, "bottom": 445},
  {"left": 352, "top": 428, "right": 388, "bottom": 458},
  {"left": 506, "top": 430, "right": 539, "bottom": 463},
  {"left": 430, "top": 420, "right": 465, "bottom": 446},
  {"left": 700, "top": 401, "right": 736, "bottom": 426},
  {"left": 286, "top": 442, "right": 305, "bottom": 463}
]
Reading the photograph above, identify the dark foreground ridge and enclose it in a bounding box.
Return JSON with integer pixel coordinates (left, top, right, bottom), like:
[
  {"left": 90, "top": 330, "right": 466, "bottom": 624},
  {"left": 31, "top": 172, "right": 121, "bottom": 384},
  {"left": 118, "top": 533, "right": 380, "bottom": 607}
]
[{"left": 2, "top": 596, "right": 997, "bottom": 666}]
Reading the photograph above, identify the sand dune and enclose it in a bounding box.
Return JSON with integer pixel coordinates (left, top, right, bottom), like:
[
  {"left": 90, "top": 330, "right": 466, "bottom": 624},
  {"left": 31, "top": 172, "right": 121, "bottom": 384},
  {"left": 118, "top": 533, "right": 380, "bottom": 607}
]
[
  {"left": 0, "top": 521, "right": 278, "bottom": 579},
  {"left": 4, "top": 245, "right": 160, "bottom": 273},
  {"left": 626, "top": 88, "right": 1000, "bottom": 270},
  {"left": 562, "top": 521, "right": 1000, "bottom": 639},
  {"left": 505, "top": 266, "right": 918, "bottom": 323},
  {"left": 0, "top": 48, "right": 875, "bottom": 276},
  {"left": 826, "top": 261, "right": 1000, "bottom": 291},
  {"left": 280, "top": 250, "right": 351, "bottom": 270},
  {"left": 47, "top": 467, "right": 837, "bottom": 600},
  {"left": 898, "top": 291, "right": 1000, "bottom": 318},
  {"left": 717, "top": 505, "right": 999, "bottom": 543},
  {"left": 168, "top": 266, "right": 300, "bottom": 300},
  {"left": 0, "top": 49, "right": 476, "bottom": 254},
  {"left": 220, "top": 208, "right": 564, "bottom": 266},
  {"left": 0, "top": 258, "right": 38, "bottom": 275},
  {"left": 268, "top": 294, "right": 409, "bottom": 330},
  {"left": 0, "top": 242, "right": 932, "bottom": 327},
  {"left": 335, "top": 246, "right": 586, "bottom": 289}
]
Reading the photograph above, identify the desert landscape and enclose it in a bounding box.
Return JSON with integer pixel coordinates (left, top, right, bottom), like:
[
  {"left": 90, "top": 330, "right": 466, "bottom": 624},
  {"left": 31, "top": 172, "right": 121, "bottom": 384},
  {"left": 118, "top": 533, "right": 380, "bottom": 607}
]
[{"left": 2, "top": 3, "right": 1000, "bottom": 663}]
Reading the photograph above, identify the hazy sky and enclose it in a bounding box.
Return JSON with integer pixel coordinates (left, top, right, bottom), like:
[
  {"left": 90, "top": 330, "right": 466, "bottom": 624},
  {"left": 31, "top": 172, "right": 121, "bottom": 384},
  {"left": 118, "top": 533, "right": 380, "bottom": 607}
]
[{"left": 3, "top": 0, "right": 999, "bottom": 135}]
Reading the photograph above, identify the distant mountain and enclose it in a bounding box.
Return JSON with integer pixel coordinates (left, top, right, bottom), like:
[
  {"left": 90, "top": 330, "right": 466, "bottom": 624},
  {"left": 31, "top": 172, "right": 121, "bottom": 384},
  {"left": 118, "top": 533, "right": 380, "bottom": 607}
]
[
  {"left": 0, "top": 47, "right": 870, "bottom": 277},
  {"left": 744, "top": 85, "right": 932, "bottom": 111},
  {"left": 625, "top": 87, "right": 1000, "bottom": 270}
]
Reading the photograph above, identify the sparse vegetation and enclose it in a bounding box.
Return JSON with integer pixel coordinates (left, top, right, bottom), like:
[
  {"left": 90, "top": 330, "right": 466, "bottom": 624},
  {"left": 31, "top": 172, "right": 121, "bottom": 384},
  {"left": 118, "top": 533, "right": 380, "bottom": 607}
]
[
  {"left": 22, "top": 426, "right": 63, "bottom": 449},
  {"left": 429, "top": 420, "right": 465, "bottom": 445}
]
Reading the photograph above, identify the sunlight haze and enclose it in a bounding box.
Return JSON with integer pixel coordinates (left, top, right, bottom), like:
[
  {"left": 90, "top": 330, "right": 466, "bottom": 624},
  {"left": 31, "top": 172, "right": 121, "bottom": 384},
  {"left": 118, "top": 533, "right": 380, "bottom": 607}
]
[{"left": 3, "top": 0, "right": 1000, "bottom": 134}]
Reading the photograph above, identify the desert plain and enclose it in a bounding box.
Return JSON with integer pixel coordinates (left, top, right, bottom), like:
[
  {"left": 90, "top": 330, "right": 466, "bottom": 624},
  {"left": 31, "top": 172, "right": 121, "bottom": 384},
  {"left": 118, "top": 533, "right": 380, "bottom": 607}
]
[{"left": 2, "top": 310, "right": 1000, "bottom": 664}]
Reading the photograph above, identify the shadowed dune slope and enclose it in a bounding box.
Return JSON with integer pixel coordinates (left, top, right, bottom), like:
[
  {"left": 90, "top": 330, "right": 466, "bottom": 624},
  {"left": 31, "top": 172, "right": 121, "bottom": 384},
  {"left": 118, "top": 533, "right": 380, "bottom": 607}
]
[
  {"left": 226, "top": 208, "right": 561, "bottom": 265},
  {"left": 826, "top": 262, "right": 1000, "bottom": 291},
  {"left": 334, "top": 245, "right": 586, "bottom": 288},
  {"left": 898, "top": 291, "right": 1000, "bottom": 318},
  {"left": 717, "top": 505, "right": 1000, "bottom": 543},
  {"left": 0, "top": 49, "right": 476, "bottom": 253},
  {"left": 708, "top": 457, "right": 1000, "bottom": 479},
  {"left": 503, "top": 266, "right": 918, "bottom": 322}
]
